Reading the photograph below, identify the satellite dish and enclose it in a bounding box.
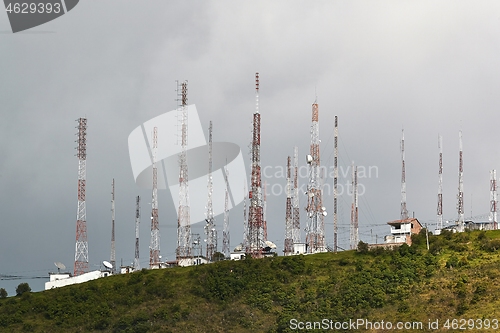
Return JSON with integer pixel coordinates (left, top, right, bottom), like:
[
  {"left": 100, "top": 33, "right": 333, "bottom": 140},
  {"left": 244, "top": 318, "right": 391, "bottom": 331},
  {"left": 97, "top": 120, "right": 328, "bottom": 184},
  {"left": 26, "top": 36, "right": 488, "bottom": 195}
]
[
  {"left": 265, "top": 241, "right": 277, "bottom": 249},
  {"left": 306, "top": 155, "right": 313, "bottom": 164},
  {"left": 54, "top": 262, "right": 66, "bottom": 272},
  {"left": 321, "top": 206, "right": 326, "bottom": 211},
  {"left": 323, "top": 211, "right": 328, "bottom": 216},
  {"left": 102, "top": 261, "right": 113, "bottom": 269}
]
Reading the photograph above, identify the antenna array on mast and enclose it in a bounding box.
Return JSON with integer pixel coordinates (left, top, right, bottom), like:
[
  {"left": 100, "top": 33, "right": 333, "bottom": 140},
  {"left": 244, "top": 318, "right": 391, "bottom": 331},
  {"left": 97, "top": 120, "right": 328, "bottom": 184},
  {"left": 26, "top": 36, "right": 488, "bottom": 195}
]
[
  {"left": 134, "top": 195, "right": 141, "bottom": 271},
  {"left": 457, "top": 130, "right": 464, "bottom": 231},
  {"left": 222, "top": 167, "right": 230, "bottom": 258},
  {"left": 284, "top": 156, "right": 293, "bottom": 255},
  {"left": 205, "top": 121, "right": 216, "bottom": 261},
  {"left": 400, "top": 129, "right": 408, "bottom": 220},
  {"left": 74, "top": 118, "right": 89, "bottom": 276},
  {"left": 177, "top": 81, "right": 192, "bottom": 262},
  {"left": 292, "top": 147, "right": 300, "bottom": 246},
  {"left": 350, "top": 163, "right": 359, "bottom": 249},
  {"left": 149, "top": 127, "right": 160, "bottom": 268},
  {"left": 490, "top": 170, "right": 497, "bottom": 229},
  {"left": 333, "top": 116, "right": 338, "bottom": 253},
  {"left": 437, "top": 135, "right": 443, "bottom": 231},
  {"left": 246, "top": 73, "right": 264, "bottom": 258},
  {"left": 305, "top": 102, "right": 326, "bottom": 253},
  {"left": 110, "top": 179, "right": 116, "bottom": 273}
]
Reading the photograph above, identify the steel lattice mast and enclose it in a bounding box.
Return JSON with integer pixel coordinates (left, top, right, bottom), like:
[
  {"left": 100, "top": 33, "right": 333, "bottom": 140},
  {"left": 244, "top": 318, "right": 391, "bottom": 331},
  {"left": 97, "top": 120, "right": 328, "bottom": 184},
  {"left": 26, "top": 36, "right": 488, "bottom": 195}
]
[
  {"left": 457, "top": 130, "right": 465, "bottom": 231},
  {"left": 292, "top": 147, "right": 300, "bottom": 246},
  {"left": 177, "top": 81, "right": 191, "bottom": 261},
  {"left": 110, "top": 179, "right": 116, "bottom": 273},
  {"left": 437, "top": 135, "right": 443, "bottom": 231},
  {"left": 284, "top": 156, "right": 293, "bottom": 256},
  {"left": 490, "top": 170, "right": 497, "bottom": 229},
  {"left": 333, "top": 116, "right": 338, "bottom": 253},
  {"left": 149, "top": 127, "right": 160, "bottom": 268},
  {"left": 222, "top": 167, "right": 230, "bottom": 258},
  {"left": 246, "top": 72, "right": 264, "bottom": 258},
  {"left": 350, "top": 163, "right": 359, "bottom": 249},
  {"left": 74, "top": 117, "right": 88, "bottom": 276},
  {"left": 134, "top": 196, "right": 141, "bottom": 271},
  {"left": 400, "top": 129, "right": 408, "bottom": 220},
  {"left": 305, "top": 102, "right": 326, "bottom": 253},
  {"left": 205, "top": 121, "right": 216, "bottom": 261}
]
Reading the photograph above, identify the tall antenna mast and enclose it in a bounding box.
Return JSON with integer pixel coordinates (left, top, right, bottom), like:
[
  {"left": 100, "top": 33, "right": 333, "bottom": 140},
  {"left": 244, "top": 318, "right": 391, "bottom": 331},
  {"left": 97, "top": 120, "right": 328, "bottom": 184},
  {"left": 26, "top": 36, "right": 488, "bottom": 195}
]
[
  {"left": 110, "top": 179, "right": 116, "bottom": 273},
  {"left": 457, "top": 130, "right": 464, "bottom": 231},
  {"left": 222, "top": 167, "right": 230, "bottom": 258},
  {"left": 437, "top": 135, "right": 443, "bottom": 231},
  {"left": 263, "top": 181, "right": 268, "bottom": 242},
  {"left": 242, "top": 181, "right": 248, "bottom": 250},
  {"left": 149, "top": 127, "right": 160, "bottom": 268},
  {"left": 490, "top": 170, "right": 497, "bottom": 229},
  {"left": 74, "top": 117, "right": 88, "bottom": 276},
  {"left": 333, "top": 116, "right": 338, "bottom": 253},
  {"left": 246, "top": 72, "right": 264, "bottom": 258},
  {"left": 350, "top": 163, "right": 359, "bottom": 249},
  {"left": 305, "top": 101, "right": 326, "bottom": 253},
  {"left": 284, "top": 156, "right": 293, "bottom": 256},
  {"left": 400, "top": 129, "right": 408, "bottom": 220},
  {"left": 177, "top": 81, "right": 192, "bottom": 262},
  {"left": 205, "top": 121, "right": 216, "bottom": 261},
  {"left": 292, "top": 146, "right": 300, "bottom": 246},
  {"left": 134, "top": 195, "right": 140, "bottom": 271}
]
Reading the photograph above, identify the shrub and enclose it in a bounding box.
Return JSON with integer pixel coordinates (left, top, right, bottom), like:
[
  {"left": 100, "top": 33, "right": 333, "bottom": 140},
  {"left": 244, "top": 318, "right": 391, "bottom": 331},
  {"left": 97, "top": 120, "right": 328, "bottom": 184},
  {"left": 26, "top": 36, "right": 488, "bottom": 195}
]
[
  {"left": 357, "top": 241, "right": 369, "bottom": 253},
  {"left": 15, "top": 283, "right": 31, "bottom": 296},
  {"left": 0, "top": 288, "right": 7, "bottom": 299}
]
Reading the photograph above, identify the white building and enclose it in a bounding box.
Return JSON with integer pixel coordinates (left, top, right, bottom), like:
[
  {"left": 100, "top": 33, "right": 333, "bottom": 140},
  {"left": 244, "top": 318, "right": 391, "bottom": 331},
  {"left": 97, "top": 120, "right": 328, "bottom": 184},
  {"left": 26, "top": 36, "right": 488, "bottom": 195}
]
[{"left": 45, "top": 270, "right": 112, "bottom": 290}]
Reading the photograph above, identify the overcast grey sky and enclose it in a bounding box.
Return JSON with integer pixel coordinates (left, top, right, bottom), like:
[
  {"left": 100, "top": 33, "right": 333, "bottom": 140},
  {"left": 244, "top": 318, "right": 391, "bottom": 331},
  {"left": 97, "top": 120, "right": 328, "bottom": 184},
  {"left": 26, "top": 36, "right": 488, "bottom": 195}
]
[{"left": 2, "top": 1, "right": 500, "bottom": 293}]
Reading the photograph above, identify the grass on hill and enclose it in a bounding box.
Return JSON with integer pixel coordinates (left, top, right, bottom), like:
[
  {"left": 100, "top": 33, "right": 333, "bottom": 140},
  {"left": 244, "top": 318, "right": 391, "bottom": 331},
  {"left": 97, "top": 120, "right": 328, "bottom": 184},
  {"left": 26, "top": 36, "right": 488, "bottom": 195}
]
[{"left": 1, "top": 229, "right": 500, "bottom": 332}]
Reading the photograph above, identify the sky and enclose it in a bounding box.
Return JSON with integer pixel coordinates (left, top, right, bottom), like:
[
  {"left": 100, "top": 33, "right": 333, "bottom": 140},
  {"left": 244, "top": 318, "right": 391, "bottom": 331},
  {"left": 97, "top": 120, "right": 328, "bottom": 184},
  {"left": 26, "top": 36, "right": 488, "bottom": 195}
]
[{"left": 2, "top": 0, "right": 500, "bottom": 294}]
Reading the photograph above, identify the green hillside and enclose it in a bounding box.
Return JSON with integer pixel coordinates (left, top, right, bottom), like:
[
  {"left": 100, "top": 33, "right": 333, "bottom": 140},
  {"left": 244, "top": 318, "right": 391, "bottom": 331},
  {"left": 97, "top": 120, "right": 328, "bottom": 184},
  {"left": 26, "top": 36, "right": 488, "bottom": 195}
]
[{"left": 2, "top": 229, "right": 500, "bottom": 332}]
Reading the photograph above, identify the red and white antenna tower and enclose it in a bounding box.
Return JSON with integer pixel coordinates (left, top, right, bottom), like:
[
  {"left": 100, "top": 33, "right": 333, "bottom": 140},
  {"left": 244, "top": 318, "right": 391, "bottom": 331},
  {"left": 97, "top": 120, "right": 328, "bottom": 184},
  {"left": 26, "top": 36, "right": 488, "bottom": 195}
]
[
  {"left": 350, "top": 163, "right": 359, "bottom": 249},
  {"left": 292, "top": 147, "right": 300, "bottom": 246},
  {"left": 177, "top": 81, "right": 192, "bottom": 262},
  {"left": 74, "top": 117, "right": 88, "bottom": 276},
  {"left": 284, "top": 156, "right": 293, "bottom": 256},
  {"left": 110, "top": 178, "right": 116, "bottom": 273},
  {"left": 150, "top": 127, "right": 160, "bottom": 268},
  {"left": 305, "top": 101, "right": 326, "bottom": 253},
  {"left": 490, "top": 170, "right": 497, "bottom": 229},
  {"left": 400, "top": 129, "right": 408, "bottom": 220},
  {"left": 222, "top": 167, "right": 230, "bottom": 257},
  {"left": 457, "top": 130, "right": 465, "bottom": 231},
  {"left": 333, "top": 116, "right": 338, "bottom": 253},
  {"left": 246, "top": 72, "right": 264, "bottom": 258},
  {"left": 134, "top": 195, "right": 141, "bottom": 271},
  {"left": 205, "top": 121, "right": 216, "bottom": 261},
  {"left": 437, "top": 135, "right": 443, "bottom": 231}
]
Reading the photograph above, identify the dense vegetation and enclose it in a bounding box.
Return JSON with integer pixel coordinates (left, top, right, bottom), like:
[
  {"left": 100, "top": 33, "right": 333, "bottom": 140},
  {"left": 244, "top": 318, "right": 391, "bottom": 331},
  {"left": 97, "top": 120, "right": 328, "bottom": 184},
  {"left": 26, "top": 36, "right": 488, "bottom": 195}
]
[{"left": 2, "top": 229, "right": 500, "bottom": 332}]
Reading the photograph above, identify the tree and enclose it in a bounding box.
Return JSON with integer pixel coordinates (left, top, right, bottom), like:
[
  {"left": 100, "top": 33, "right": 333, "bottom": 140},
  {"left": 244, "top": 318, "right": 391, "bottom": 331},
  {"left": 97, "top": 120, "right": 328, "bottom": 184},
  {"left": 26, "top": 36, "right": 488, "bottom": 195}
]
[
  {"left": 16, "top": 282, "right": 31, "bottom": 296},
  {"left": 0, "top": 288, "right": 7, "bottom": 298},
  {"left": 212, "top": 252, "right": 225, "bottom": 262},
  {"left": 357, "top": 241, "right": 369, "bottom": 253}
]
